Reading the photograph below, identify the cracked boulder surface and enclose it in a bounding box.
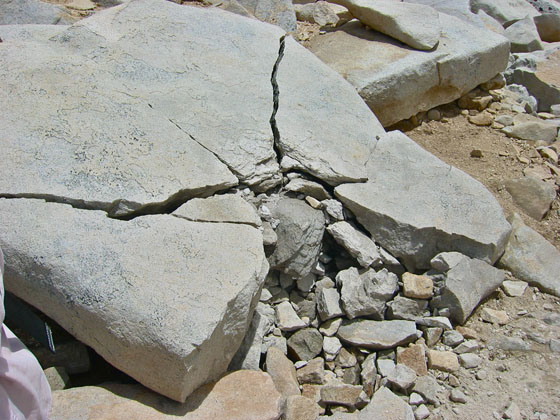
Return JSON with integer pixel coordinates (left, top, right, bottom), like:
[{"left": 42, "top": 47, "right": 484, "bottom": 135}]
[
  {"left": 335, "top": 131, "right": 512, "bottom": 271},
  {"left": 0, "top": 0, "right": 386, "bottom": 213},
  {"left": 0, "top": 198, "right": 268, "bottom": 402},
  {"left": 307, "top": 13, "right": 510, "bottom": 127}
]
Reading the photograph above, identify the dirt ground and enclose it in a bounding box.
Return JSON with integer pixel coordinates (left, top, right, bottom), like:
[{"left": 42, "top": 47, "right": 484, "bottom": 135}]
[{"left": 402, "top": 105, "right": 560, "bottom": 420}]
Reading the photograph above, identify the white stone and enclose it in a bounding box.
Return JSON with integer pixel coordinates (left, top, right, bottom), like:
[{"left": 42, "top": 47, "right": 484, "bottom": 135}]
[
  {"left": 174, "top": 194, "right": 261, "bottom": 227},
  {"left": 502, "top": 280, "right": 528, "bottom": 297},
  {"left": 332, "top": 0, "right": 442, "bottom": 50},
  {"left": 323, "top": 336, "right": 343, "bottom": 361},
  {"left": 317, "top": 287, "right": 345, "bottom": 321}
]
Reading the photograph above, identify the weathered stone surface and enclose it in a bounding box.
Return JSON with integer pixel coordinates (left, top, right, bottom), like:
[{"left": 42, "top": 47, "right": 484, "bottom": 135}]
[
  {"left": 427, "top": 350, "right": 459, "bottom": 372},
  {"left": 504, "top": 17, "right": 544, "bottom": 53},
  {"left": 397, "top": 344, "right": 428, "bottom": 376},
  {"left": 402, "top": 273, "right": 433, "bottom": 299},
  {"left": 442, "top": 330, "right": 464, "bottom": 347},
  {"left": 332, "top": 0, "right": 441, "bottom": 50},
  {"left": 317, "top": 287, "right": 345, "bottom": 321},
  {"left": 276, "top": 36, "right": 385, "bottom": 184},
  {"left": 277, "top": 301, "right": 308, "bottom": 331},
  {"left": 505, "top": 177, "right": 557, "bottom": 221},
  {"left": 430, "top": 252, "right": 468, "bottom": 272},
  {"left": 502, "top": 121, "right": 559, "bottom": 143},
  {"left": 437, "top": 256, "right": 505, "bottom": 325},
  {"left": 235, "top": 0, "right": 297, "bottom": 31},
  {"left": 230, "top": 303, "right": 275, "bottom": 370},
  {"left": 416, "top": 316, "right": 452, "bottom": 331},
  {"left": 534, "top": 13, "right": 560, "bottom": 42},
  {"left": 174, "top": 194, "right": 261, "bottom": 227},
  {"left": 386, "top": 364, "right": 417, "bottom": 391},
  {"left": 44, "top": 367, "right": 70, "bottom": 391},
  {"left": 404, "top": 0, "right": 485, "bottom": 29},
  {"left": 339, "top": 267, "right": 398, "bottom": 320},
  {"left": 284, "top": 395, "right": 322, "bottom": 420},
  {"left": 0, "top": 199, "right": 267, "bottom": 402},
  {"left": 458, "top": 353, "right": 483, "bottom": 369},
  {"left": 505, "top": 48, "right": 560, "bottom": 112},
  {"left": 412, "top": 375, "right": 441, "bottom": 405},
  {"left": 502, "top": 280, "right": 528, "bottom": 297},
  {"left": 269, "top": 198, "right": 325, "bottom": 277},
  {"left": 285, "top": 178, "right": 331, "bottom": 201},
  {"left": 335, "top": 131, "right": 511, "bottom": 271},
  {"left": 0, "top": 0, "right": 73, "bottom": 25},
  {"left": 50, "top": 371, "right": 282, "bottom": 420},
  {"left": 481, "top": 308, "right": 509, "bottom": 325},
  {"left": 327, "top": 221, "right": 382, "bottom": 267},
  {"left": 308, "top": 14, "right": 510, "bottom": 126},
  {"left": 0, "top": 24, "right": 68, "bottom": 41},
  {"left": 288, "top": 328, "right": 324, "bottom": 361},
  {"left": 387, "top": 296, "right": 428, "bottom": 321},
  {"left": 323, "top": 336, "right": 343, "bottom": 361},
  {"left": 358, "top": 386, "right": 415, "bottom": 420},
  {"left": 470, "top": 0, "right": 539, "bottom": 25},
  {"left": 297, "top": 357, "right": 326, "bottom": 384},
  {"left": 337, "top": 319, "right": 417, "bottom": 349},
  {"left": 294, "top": 1, "right": 343, "bottom": 27},
  {"left": 361, "top": 353, "right": 377, "bottom": 397},
  {"left": 320, "top": 383, "right": 364, "bottom": 408},
  {"left": 266, "top": 347, "right": 301, "bottom": 398}
]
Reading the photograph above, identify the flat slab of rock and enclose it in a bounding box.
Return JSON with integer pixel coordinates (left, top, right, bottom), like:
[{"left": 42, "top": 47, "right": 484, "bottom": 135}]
[
  {"left": 505, "top": 177, "right": 557, "bottom": 221},
  {"left": 276, "top": 36, "right": 385, "bottom": 184},
  {"left": 1, "top": 0, "right": 385, "bottom": 215},
  {"left": 308, "top": 14, "right": 509, "bottom": 126},
  {"left": 327, "top": 221, "right": 381, "bottom": 267},
  {"left": 337, "top": 319, "right": 417, "bottom": 349},
  {"left": 332, "top": 0, "right": 441, "bottom": 50},
  {"left": 437, "top": 256, "right": 505, "bottom": 324},
  {"left": 0, "top": 199, "right": 267, "bottom": 402},
  {"left": 174, "top": 194, "right": 261, "bottom": 226},
  {"left": 335, "top": 131, "right": 511, "bottom": 271},
  {"left": 498, "top": 214, "right": 560, "bottom": 297},
  {"left": 358, "top": 386, "right": 415, "bottom": 420},
  {"left": 470, "top": 0, "right": 539, "bottom": 25},
  {"left": 50, "top": 371, "right": 282, "bottom": 420}
]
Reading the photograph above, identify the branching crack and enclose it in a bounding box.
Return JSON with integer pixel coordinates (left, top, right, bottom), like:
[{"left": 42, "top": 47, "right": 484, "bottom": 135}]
[
  {"left": 270, "top": 35, "right": 286, "bottom": 165},
  {"left": 167, "top": 118, "right": 243, "bottom": 181}
]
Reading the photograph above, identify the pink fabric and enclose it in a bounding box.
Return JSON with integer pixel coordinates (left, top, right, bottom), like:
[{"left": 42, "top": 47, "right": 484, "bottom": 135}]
[{"left": 0, "top": 249, "right": 52, "bottom": 420}]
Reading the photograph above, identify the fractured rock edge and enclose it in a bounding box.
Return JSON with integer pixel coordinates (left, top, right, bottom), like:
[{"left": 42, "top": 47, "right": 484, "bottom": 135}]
[{"left": 0, "top": 198, "right": 268, "bottom": 403}]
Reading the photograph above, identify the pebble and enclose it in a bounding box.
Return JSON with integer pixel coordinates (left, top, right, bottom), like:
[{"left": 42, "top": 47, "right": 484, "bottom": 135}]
[
  {"left": 296, "top": 357, "right": 325, "bottom": 385},
  {"left": 377, "top": 359, "right": 396, "bottom": 377},
  {"left": 387, "top": 364, "right": 417, "bottom": 392},
  {"left": 336, "top": 348, "right": 357, "bottom": 368},
  {"left": 475, "top": 370, "right": 488, "bottom": 380},
  {"left": 458, "top": 353, "right": 483, "bottom": 369},
  {"left": 448, "top": 374, "right": 460, "bottom": 387},
  {"left": 397, "top": 344, "right": 428, "bottom": 376},
  {"left": 490, "top": 336, "right": 531, "bottom": 352},
  {"left": 495, "top": 115, "right": 514, "bottom": 126},
  {"left": 450, "top": 389, "right": 467, "bottom": 403},
  {"left": 470, "top": 149, "right": 484, "bottom": 158},
  {"left": 504, "top": 402, "right": 522, "bottom": 420},
  {"left": 417, "top": 316, "right": 452, "bottom": 331},
  {"left": 402, "top": 273, "right": 434, "bottom": 299},
  {"left": 481, "top": 308, "right": 510, "bottom": 325},
  {"left": 424, "top": 327, "right": 444, "bottom": 347},
  {"left": 442, "top": 330, "right": 465, "bottom": 347},
  {"left": 454, "top": 340, "right": 480, "bottom": 354},
  {"left": 550, "top": 339, "right": 560, "bottom": 353},
  {"left": 412, "top": 375, "right": 442, "bottom": 405},
  {"left": 305, "top": 196, "right": 322, "bottom": 209},
  {"left": 455, "top": 326, "right": 479, "bottom": 340},
  {"left": 428, "top": 109, "right": 441, "bottom": 121},
  {"left": 468, "top": 111, "right": 494, "bottom": 126},
  {"left": 415, "top": 404, "right": 431, "bottom": 419},
  {"left": 317, "top": 287, "right": 344, "bottom": 321},
  {"left": 276, "top": 301, "right": 308, "bottom": 332},
  {"left": 319, "top": 317, "right": 343, "bottom": 337},
  {"left": 323, "top": 336, "right": 342, "bottom": 361},
  {"left": 409, "top": 392, "right": 425, "bottom": 405},
  {"left": 428, "top": 350, "right": 459, "bottom": 372},
  {"left": 502, "top": 280, "right": 528, "bottom": 297}
]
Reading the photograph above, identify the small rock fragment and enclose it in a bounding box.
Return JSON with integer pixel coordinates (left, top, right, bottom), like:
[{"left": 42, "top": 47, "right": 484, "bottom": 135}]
[
  {"left": 317, "top": 287, "right": 345, "bottom": 321},
  {"left": 415, "top": 404, "right": 431, "bottom": 419},
  {"left": 442, "top": 331, "right": 464, "bottom": 347},
  {"left": 387, "top": 364, "right": 417, "bottom": 392},
  {"left": 266, "top": 347, "right": 301, "bottom": 399},
  {"left": 323, "top": 336, "right": 343, "bottom": 361},
  {"left": 297, "top": 357, "right": 326, "bottom": 385},
  {"left": 481, "top": 308, "right": 509, "bottom": 325},
  {"left": 327, "top": 221, "right": 382, "bottom": 267},
  {"left": 502, "top": 280, "right": 528, "bottom": 297},
  {"left": 277, "top": 301, "right": 308, "bottom": 331},
  {"left": 424, "top": 327, "right": 443, "bottom": 347},
  {"left": 397, "top": 344, "right": 428, "bottom": 376},
  {"left": 427, "top": 350, "right": 459, "bottom": 372},
  {"left": 288, "top": 328, "right": 324, "bottom": 361},
  {"left": 504, "top": 402, "right": 522, "bottom": 420},
  {"left": 449, "top": 389, "right": 467, "bottom": 403},
  {"left": 320, "top": 318, "right": 343, "bottom": 337},
  {"left": 284, "top": 395, "right": 322, "bottom": 420},
  {"left": 44, "top": 366, "right": 70, "bottom": 391},
  {"left": 402, "top": 273, "right": 434, "bottom": 299},
  {"left": 454, "top": 340, "right": 480, "bottom": 354},
  {"left": 468, "top": 112, "right": 494, "bottom": 126},
  {"left": 458, "top": 353, "right": 483, "bottom": 369},
  {"left": 320, "top": 383, "right": 364, "bottom": 409}
]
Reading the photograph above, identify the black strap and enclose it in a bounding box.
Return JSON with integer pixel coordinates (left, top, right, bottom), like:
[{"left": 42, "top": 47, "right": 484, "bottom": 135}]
[{"left": 4, "top": 293, "right": 56, "bottom": 353}]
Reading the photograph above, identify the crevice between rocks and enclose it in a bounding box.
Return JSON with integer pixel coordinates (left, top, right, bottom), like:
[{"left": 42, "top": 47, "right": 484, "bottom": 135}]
[
  {"left": 270, "top": 35, "right": 286, "bottom": 167},
  {"left": 172, "top": 214, "right": 261, "bottom": 228}
]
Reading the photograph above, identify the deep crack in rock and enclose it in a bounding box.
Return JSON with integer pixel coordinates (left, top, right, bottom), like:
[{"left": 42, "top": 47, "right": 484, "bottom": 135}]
[{"left": 270, "top": 35, "right": 286, "bottom": 166}]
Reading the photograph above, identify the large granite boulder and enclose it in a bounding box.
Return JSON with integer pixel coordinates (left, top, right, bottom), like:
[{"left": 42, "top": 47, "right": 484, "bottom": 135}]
[
  {"left": 0, "top": 199, "right": 268, "bottom": 402},
  {"left": 335, "top": 131, "right": 511, "bottom": 271},
  {"left": 0, "top": 0, "right": 383, "bottom": 215},
  {"left": 307, "top": 13, "right": 510, "bottom": 126}
]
